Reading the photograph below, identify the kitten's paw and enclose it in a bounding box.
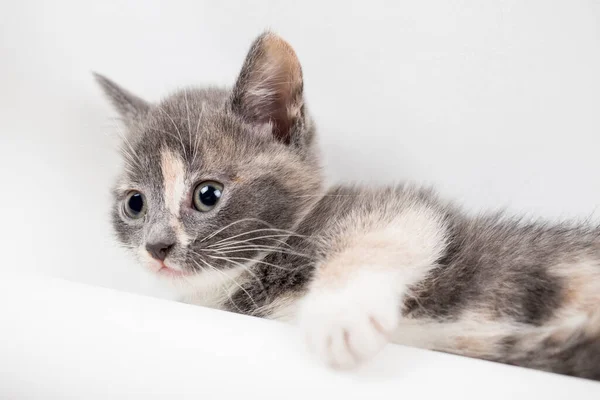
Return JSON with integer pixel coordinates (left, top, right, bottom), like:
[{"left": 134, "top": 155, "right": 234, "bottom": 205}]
[{"left": 297, "top": 269, "right": 399, "bottom": 369}]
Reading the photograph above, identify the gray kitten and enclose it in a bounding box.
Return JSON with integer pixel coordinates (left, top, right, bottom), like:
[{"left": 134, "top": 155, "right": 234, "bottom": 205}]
[{"left": 95, "top": 32, "right": 600, "bottom": 380}]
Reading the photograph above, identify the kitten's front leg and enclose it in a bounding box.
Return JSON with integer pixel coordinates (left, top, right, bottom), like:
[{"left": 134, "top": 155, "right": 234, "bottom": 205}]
[{"left": 297, "top": 207, "right": 448, "bottom": 368}]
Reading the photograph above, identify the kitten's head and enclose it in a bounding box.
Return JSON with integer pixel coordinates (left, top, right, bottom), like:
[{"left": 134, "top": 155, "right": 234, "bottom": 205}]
[{"left": 96, "top": 32, "right": 322, "bottom": 287}]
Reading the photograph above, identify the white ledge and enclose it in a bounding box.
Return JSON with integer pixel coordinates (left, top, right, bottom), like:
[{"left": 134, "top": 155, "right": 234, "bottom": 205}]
[{"left": 1, "top": 273, "right": 599, "bottom": 399}]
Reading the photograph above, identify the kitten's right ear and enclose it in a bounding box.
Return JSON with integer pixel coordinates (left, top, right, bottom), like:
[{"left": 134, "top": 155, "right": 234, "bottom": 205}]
[
  {"left": 229, "top": 32, "right": 304, "bottom": 146},
  {"left": 93, "top": 72, "right": 150, "bottom": 129}
]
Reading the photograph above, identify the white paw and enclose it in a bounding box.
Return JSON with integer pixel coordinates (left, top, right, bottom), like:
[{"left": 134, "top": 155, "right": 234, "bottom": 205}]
[{"left": 297, "top": 269, "right": 400, "bottom": 369}]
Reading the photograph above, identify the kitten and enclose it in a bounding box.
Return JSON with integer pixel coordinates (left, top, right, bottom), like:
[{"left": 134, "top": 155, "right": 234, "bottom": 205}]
[{"left": 95, "top": 32, "right": 600, "bottom": 380}]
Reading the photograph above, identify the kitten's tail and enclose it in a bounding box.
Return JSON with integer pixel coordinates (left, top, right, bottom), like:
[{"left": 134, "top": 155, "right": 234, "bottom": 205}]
[{"left": 498, "top": 311, "right": 600, "bottom": 380}]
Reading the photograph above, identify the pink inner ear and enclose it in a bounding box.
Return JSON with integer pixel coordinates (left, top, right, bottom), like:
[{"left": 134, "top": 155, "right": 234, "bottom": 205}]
[
  {"left": 232, "top": 33, "right": 304, "bottom": 145},
  {"left": 256, "top": 80, "right": 297, "bottom": 145}
]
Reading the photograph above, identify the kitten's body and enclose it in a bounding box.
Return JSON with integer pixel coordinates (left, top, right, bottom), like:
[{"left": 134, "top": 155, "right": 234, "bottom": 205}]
[{"left": 96, "top": 33, "right": 600, "bottom": 380}]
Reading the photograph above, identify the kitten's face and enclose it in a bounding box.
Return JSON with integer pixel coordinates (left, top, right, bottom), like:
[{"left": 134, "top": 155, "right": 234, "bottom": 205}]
[{"left": 97, "top": 33, "right": 322, "bottom": 286}]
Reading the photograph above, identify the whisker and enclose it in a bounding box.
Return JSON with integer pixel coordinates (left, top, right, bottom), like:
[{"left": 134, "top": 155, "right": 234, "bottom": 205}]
[
  {"left": 182, "top": 261, "right": 205, "bottom": 288},
  {"left": 202, "top": 251, "right": 266, "bottom": 292},
  {"left": 207, "top": 246, "right": 311, "bottom": 259},
  {"left": 157, "top": 106, "right": 188, "bottom": 160},
  {"left": 212, "top": 235, "right": 293, "bottom": 250},
  {"left": 147, "top": 126, "right": 188, "bottom": 144},
  {"left": 114, "top": 124, "right": 143, "bottom": 169},
  {"left": 197, "top": 218, "right": 259, "bottom": 243},
  {"left": 210, "top": 227, "right": 309, "bottom": 246},
  {"left": 193, "top": 101, "right": 205, "bottom": 165},
  {"left": 198, "top": 217, "right": 310, "bottom": 245},
  {"left": 210, "top": 243, "right": 284, "bottom": 251},
  {"left": 207, "top": 254, "right": 309, "bottom": 273},
  {"left": 184, "top": 88, "right": 195, "bottom": 165},
  {"left": 291, "top": 194, "right": 358, "bottom": 198}
]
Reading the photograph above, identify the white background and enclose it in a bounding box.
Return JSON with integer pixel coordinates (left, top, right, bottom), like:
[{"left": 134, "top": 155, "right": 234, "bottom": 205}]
[{"left": 1, "top": 0, "right": 599, "bottom": 297}]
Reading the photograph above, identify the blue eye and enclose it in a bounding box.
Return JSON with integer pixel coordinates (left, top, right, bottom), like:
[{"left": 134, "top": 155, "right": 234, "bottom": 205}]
[
  {"left": 124, "top": 191, "right": 147, "bottom": 219},
  {"left": 193, "top": 181, "right": 223, "bottom": 212}
]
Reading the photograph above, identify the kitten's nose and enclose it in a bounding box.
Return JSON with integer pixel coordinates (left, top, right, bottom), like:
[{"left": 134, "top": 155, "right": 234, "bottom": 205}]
[{"left": 146, "top": 241, "right": 175, "bottom": 261}]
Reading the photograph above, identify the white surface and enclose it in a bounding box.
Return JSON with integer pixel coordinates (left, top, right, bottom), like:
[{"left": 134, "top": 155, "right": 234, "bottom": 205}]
[{"left": 1, "top": 273, "right": 599, "bottom": 400}]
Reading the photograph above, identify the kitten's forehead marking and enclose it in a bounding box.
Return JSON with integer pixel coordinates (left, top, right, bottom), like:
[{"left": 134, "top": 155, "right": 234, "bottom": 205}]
[
  {"left": 160, "top": 148, "right": 187, "bottom": 217},
  {"left": 173, "top": 219, "right": 192, "bottom": 247}
]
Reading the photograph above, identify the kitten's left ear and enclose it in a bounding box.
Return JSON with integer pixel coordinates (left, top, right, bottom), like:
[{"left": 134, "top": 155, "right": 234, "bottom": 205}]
[
  {"left": 93, "top": 72, "right": 150, "bottom": 130},
  {"left": 230, "top": 32, "right": 304, "bottom": 145}
]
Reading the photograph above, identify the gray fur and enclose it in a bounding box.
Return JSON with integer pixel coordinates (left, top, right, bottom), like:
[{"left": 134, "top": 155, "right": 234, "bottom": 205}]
[
  {"left": 93, "top": 72, "right": 150, "bottom": 130},
  {"left": 96, "top": 32, "right": 600, "bottom": 380}
]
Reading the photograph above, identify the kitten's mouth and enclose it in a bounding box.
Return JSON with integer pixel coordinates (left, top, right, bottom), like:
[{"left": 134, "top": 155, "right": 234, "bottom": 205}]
[{"left": 156, "top": 261, "right": 190, "bottom": 278}]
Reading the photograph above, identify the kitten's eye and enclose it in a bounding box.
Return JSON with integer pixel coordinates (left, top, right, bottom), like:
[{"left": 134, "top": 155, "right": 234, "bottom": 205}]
[
  {"left": 124, "top": 191, "right": 147, "bottom": 219},
  {"left": 193, "top": 181, "right": 223, "bottom": 212}
]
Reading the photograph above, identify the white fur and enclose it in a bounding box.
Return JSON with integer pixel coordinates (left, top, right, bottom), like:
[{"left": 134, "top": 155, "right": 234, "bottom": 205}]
[
  {"left": 180, "top": 265, "right": 247, "bottom": 309},
  {"left": 297, "top": 269, "right": 400, "bottom": 369},
  {"left": 263, "top": 297, "right": 300, "bottom": 322}
]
